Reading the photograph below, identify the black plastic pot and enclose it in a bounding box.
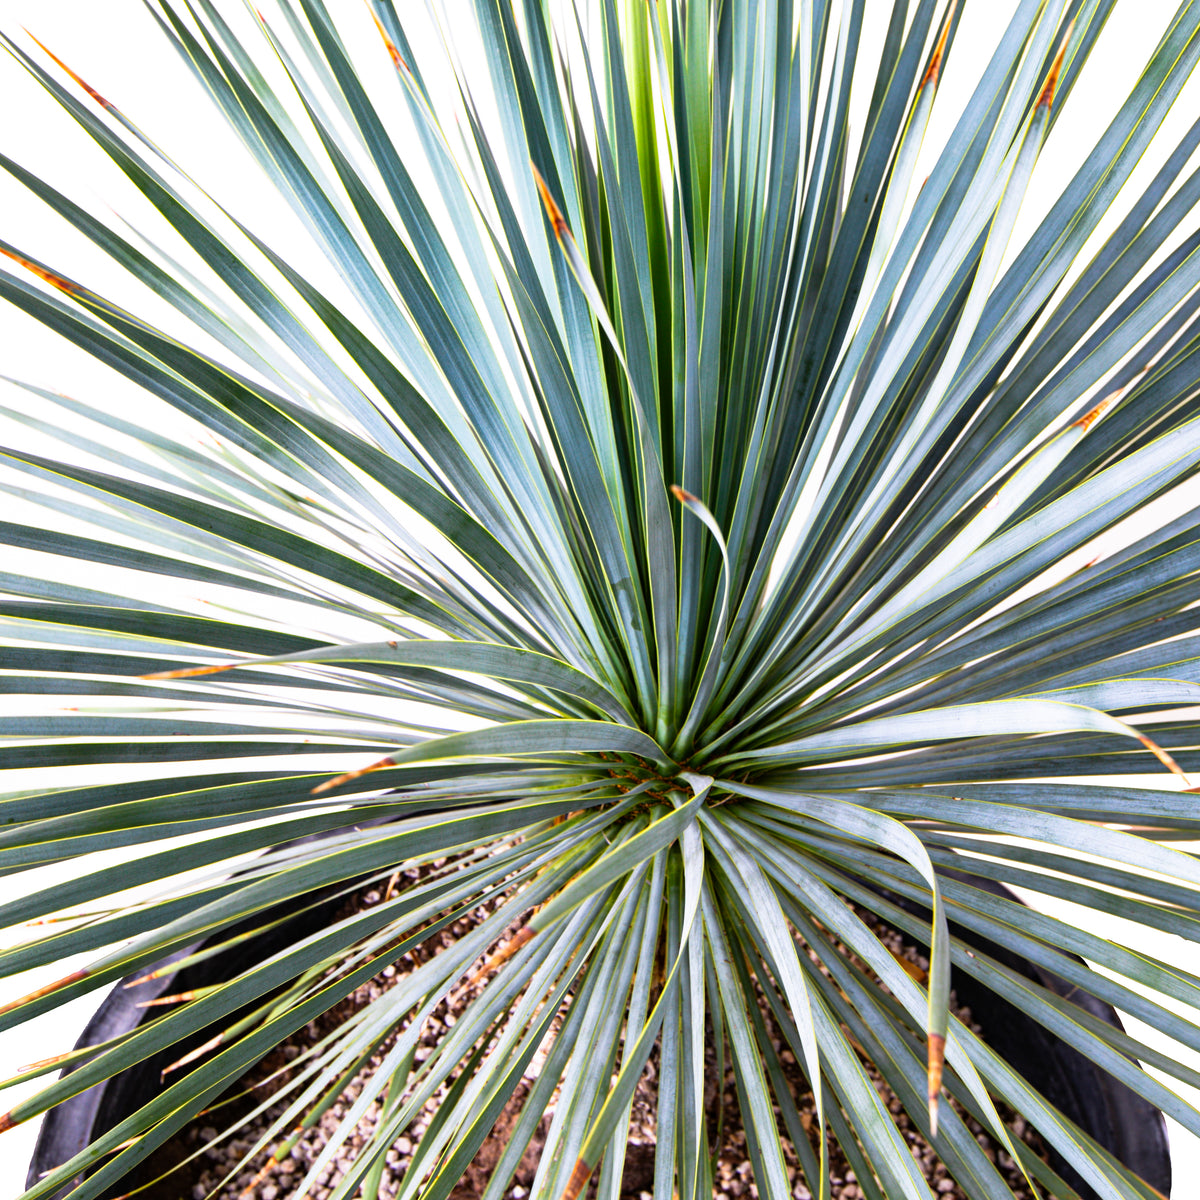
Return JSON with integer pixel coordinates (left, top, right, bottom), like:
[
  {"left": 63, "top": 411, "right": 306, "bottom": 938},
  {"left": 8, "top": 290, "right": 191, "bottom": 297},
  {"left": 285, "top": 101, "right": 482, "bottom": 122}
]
[
  {"left": 881, "top": 869, "right": 1172, "bottom": 1199},
  {"left": 26, "top": 827, "right": 372, "bottom": 1200},
  {"left": 29, "top": 864, "right": 1172, "bottom": 1199}
]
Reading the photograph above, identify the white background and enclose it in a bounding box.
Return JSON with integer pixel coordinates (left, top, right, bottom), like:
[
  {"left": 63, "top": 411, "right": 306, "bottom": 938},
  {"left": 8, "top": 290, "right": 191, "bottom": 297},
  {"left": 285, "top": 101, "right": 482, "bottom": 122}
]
[{"left": 1, "top": 0, "right": 1199, "bottom": 1196}]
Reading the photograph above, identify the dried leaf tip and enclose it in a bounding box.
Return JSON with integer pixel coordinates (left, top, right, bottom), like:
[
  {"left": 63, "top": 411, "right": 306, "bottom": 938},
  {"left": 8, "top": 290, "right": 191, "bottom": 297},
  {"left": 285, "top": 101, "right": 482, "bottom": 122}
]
[
  {"left": 368, "top": 8, "right": 410, "bottom": 75},
  {"left": 560, "top": 1157, "right": 593, "bottom": 1200},
  {"left": 18, "top": 1050, "right": 75, "bottom": 1073},
  {"left": 927, "top": 1032, "right": 946, "bottom": 1137},
  {"left": 670, "top": 484, "right": 699, "bottom": 503},
  {"left": 0, "top": 968, "right": 88, "bottom": 1018},
  {"left": 1038, "top": 20, "right": 1075, "bottom": 110},
  {"left": 311, "top": 754, "right": 397, "bottom": 794},
  {"left": 123, "top": 965, "right": 168, "bottom": 987},
  {"left": 238, "top": 1155, "right": 281, "bottom": 1199},
  {"left": 0, "top": 246, "right": 78, "bottom": 295},
  {"left": 1135, "top": 732, "right": 1192, "bottom": 788},
  {"left": 137, "top": 989, "right": 196, "bottom": 1007},
  {"left": 921, "top": 0, "right": 957, "bottom": 89},
  {"left": 889, "top": 946, "right": 928, "bottom": 983},
  {"left": 140, "top": 660, "right": 244, "bottom": 680},
  {"left": 0, "top": 1110, "right": 17, "bottom": 1135},
  {"left": 25, "top": 31, "right": 114, "bottom": 109},
  {"left": 532, "top": 165, "right": 569, "bottom": 239},
  {"left": 161, "top": 1032, "right": 223, "bottom": 1080},
  {"left": 459, "top": 924, "right": 536, "bottom": 991},
  {"left": 1073, "top": 394, "right": 1115, "bottom": 432}
]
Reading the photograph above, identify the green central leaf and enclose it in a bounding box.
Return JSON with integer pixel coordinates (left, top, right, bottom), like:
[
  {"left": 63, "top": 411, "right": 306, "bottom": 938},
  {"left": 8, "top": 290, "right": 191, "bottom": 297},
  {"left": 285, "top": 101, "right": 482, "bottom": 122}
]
[{"left": 1, "top": 2, "right": 1198, "bottom": 1199}]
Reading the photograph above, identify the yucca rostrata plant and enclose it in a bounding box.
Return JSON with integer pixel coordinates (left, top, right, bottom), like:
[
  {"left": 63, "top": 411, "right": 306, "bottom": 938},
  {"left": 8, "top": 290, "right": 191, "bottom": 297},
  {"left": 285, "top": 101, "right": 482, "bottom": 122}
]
[{"left": 2, "top": 0, "right": 1200, "bottom": 1197}]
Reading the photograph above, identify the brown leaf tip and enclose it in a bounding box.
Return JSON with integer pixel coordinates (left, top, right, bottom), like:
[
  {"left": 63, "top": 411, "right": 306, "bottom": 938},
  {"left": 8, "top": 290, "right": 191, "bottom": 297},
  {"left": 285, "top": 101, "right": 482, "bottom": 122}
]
[
  {"left": 238, "top": 1155, "right": 280, "bottom": 1200},
  {"left": 1038, "top": 20, "right": 1074, "bottom": 110},
  {"left": 532, "top": 165, "right": 568, "bottom": 238},
  {"left": 161, "top": 1032, "right": 223, "bottom": 1080},
  {"left": 0, "top": 1110, "right": 17, "bottom": 1135},
  {"left": 0, "top": 246, "right": 78, "bottom": 295},
  {"left": 123, "top": 966, "right": 167, "bottom": 987},
  {"left": 1135, "top": 733, "right": 1191, "bottom": 786},
  {"left": 560, "top": 1157, "right": 593, "bottom": 1200},
  {"left": 927, "top": 1031, "right": 946, "bottom": 1135},
  {"left": 510, "top": 924, "right": 537, "bottom": 951},
  {"left": 369, "top": 10, "right": 410, "bottom": 75},
  {"left": 926, "top": 1031, "right": 946, "bottom": 1097},
  {"left": 310, "top": 754, "right": 398, "bottom": 794},
  {"left": 669, "top": 484, "right": 698, "bottom": 503},
  {"left": 889, "top": 945, "right": 928, "bottom": 984},
  {"left": 137, "top": 989, "right": 195, "bottom": 1007},
  {"left": 26, "top": 31, "right": 114, "bottom": 109},
  {"left": 18, "top": 1051, "right": 75, "bottom": 1073},
  {"left": 460, "top": 923, "right": 538, "bottom": 995},
  {"left": 922, "top": 0, "right": 957, "bottom": 89},
  {"left": 0, "top": 968, "right": 89, "bottom": 1018},
  {"left": 140, "top": 660, "right": 241, "bottom": 680},
  {"left": 1073, "top": 393, "right": 1116, "bottom": 432}
]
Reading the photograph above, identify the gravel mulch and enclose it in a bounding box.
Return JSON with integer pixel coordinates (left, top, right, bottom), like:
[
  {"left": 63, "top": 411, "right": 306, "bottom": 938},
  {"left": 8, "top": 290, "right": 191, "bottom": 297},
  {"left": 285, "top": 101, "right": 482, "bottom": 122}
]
[{"left": 126, "top": 872, "right": 1055, "bottom": 1200}]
